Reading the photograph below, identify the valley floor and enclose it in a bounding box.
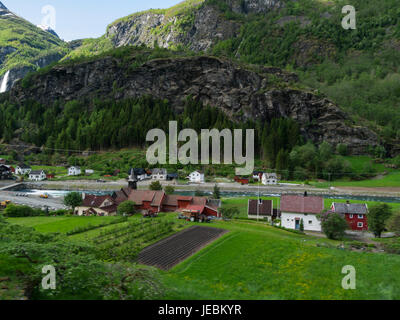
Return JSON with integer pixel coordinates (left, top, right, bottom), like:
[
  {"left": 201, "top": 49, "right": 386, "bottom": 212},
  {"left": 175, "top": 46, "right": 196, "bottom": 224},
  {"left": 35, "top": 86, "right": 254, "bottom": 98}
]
[{"left": 4, "top": 215, "right": 400, "bottom": 300}]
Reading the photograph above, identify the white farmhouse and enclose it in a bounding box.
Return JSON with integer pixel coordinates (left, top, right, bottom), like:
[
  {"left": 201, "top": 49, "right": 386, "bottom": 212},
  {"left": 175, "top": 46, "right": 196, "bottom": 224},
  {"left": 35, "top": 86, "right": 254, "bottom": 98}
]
[
  {"left": 15, "top": 164, "right": 31, "bottom": 175},
  {"left": 28, "top": 170, "right": 46, "bottom": 181},
  {"left": 151, "top": 168, "right": 167, "bottom": 181},
  {"left": 280, "top": 194, "right": 324, "bottom": 232},
  {"left": 68, "top": 166, "right": 81, "bottom": 176},
  {"left": 262, "top": 173, "right": 278, "bottom": 185},
  {"left": 85, "top": 169, "right": 94, "bottom": 175},
  {"left": 187, "top": 171, "right": 205, "bottom": 183}
]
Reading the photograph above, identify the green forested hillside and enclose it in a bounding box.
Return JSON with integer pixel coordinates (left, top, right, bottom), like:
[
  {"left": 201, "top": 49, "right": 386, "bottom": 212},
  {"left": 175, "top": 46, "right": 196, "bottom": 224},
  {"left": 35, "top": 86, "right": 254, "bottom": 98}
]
[
  {"left": 0, "top": 4, "right": 69, "bottom": 77},
  {"left": 64, "top": 0, "right": 400, "bottom": 144}
]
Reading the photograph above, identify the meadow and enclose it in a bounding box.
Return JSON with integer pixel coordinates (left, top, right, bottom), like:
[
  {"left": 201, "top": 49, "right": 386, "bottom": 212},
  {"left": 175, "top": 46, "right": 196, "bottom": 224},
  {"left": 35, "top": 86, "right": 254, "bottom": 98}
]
[
  {"left": 162, "top": 220, "right": 400, "bottom": 300},
  {"left": 4, "top": 209, "right": 400, "bottom": 300}
]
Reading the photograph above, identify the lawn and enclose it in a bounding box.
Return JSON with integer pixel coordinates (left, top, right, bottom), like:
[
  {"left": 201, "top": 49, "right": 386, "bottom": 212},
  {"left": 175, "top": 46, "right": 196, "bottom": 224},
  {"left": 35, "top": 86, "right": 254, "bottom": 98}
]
[
  {"left": 222, "top": 196, "right": 400, "bottom": 219},
  {"left": 162, "top": 220, "right": 400, "bottom": 299},
  {"left": 6, "top": 216, "right": 122, "bottom": 234},
  {"left": 5, "top": 214, "right": 400, "bottom": 300}
]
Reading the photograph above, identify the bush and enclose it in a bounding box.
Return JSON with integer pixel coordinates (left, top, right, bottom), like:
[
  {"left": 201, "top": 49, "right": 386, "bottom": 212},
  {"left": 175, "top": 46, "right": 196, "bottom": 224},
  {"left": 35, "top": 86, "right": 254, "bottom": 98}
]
[
  {"left": 321, "top": 212, "right": 348, "bottom": 240},
  {"left": 149, "top": 181, "right": 162, "bottom": 191},
  {"left": 4, "top": 204, "right": 42, "bottom": 217}
]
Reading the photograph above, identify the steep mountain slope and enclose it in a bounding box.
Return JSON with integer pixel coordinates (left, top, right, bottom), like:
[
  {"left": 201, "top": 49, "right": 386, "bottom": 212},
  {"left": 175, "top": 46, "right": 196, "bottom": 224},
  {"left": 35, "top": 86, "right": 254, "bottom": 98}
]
[
  {"left": 0, "top": 1, "right": 68, "bottom": 92},
  {"left": 4, "top": 47, "right": 378, "bottom": 154},
  {"left": 65, "top": 0, "right": 400, "bottom": 151}
]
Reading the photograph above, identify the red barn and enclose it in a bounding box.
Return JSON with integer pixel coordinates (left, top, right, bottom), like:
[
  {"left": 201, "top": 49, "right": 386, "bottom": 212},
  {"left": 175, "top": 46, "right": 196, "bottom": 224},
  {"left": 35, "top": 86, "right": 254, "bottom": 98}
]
[
  {"left": 234, "top": 176, "right": 249, "bottom": 185},
  {"left": 331, "top": 202, "right": 369, "bottom": 231},
  {"left": 111, "top": 188, "right": 220, "bottom": 217}
]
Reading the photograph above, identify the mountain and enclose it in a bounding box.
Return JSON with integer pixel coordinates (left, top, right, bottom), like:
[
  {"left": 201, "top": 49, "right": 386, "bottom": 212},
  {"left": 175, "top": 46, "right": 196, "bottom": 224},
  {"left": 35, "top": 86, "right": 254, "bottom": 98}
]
[
  {"left": 37, "top": 25, "right": 60, "bottom": 39},
  {"left": 0, "top": 1, "right": 68, "bottom": 92},
  {"left": 65, "top": 0, "right": 400, "bottom": 151},
  {"left": 3, "top": 47, "right": 378, "bottom": 155}
]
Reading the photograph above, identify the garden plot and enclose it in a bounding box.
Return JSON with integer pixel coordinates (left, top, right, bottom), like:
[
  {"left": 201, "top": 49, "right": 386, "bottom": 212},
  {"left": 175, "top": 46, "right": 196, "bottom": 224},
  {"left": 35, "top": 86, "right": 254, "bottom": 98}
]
[{"left": 137, "top": 226, "right": 228, "bottom": 270}]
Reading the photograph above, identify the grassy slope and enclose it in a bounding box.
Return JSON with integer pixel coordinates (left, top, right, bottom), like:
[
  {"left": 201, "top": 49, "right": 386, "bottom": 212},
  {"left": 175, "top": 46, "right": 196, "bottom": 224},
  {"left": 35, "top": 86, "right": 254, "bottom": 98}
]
[
  {"left": 6, "top": 216, "right": 120, "bottom": 234},
  {"left": 223, "top": 197, "right": 400, "bottom": 218},
  {"left": 5, "top": 214, "right": 400, "bottom": 299},
  {"left": 162, "top": 220, "right": 400, "bottom": 299},
  {"left": 0, "top": 13, "right": 68, "bottom": 76}
]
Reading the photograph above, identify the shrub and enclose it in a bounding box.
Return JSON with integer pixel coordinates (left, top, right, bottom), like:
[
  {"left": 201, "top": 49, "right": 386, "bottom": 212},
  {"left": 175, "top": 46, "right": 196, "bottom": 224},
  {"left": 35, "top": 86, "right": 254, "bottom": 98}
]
[
  {"left": 321, "top": 212, "right": 348, "bottom": 240},
  {"left": 149, "top": 181, "right": 162, "bottom": 191}
]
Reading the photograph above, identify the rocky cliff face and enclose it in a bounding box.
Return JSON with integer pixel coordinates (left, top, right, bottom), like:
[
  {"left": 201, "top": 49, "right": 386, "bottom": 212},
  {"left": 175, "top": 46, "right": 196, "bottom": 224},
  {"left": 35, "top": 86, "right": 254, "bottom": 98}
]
[
  {"left": 8, "top": 55, "right": 378, "bottom": 154},
  {"left": 106, "top": 0, "right": 284, "bottom": 51},
  {"left": 0, "top": 3, "right": 67, "bottom": 91}
]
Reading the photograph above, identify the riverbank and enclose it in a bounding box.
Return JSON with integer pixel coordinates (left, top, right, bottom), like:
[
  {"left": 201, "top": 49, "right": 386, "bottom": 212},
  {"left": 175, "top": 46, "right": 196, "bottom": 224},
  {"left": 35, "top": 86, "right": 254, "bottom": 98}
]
[{"left": 19, "top": 179, "right": 400, "bottom": 199}]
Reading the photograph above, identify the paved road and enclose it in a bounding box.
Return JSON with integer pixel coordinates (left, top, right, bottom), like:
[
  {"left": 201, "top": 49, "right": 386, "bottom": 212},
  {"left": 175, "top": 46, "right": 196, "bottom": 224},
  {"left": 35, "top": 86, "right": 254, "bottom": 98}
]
[{"left": 0, "top": 191, "right": 66, "bottom": 210}]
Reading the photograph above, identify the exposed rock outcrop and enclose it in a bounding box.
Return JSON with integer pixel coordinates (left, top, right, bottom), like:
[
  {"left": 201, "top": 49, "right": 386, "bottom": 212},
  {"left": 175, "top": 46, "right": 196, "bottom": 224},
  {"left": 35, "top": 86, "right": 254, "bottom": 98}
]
[
  {"left": 106, "top": 0, "right": 284, "bottom": 52},
  {"left": 7, "top": 55, "right": 379, "bottom": 154}
]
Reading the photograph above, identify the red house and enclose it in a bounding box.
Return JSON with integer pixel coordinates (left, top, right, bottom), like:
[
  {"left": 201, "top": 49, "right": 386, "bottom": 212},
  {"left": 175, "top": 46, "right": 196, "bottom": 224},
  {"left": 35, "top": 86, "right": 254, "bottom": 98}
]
[
  {"left": 234, "top": 176, "right": 249, "bottom": 185},
  {"left": 112, "top": 188, "right": 220, "bottom": 217},
  {"left": 331, "top": 202, "right": 369, "bottom": 231}
]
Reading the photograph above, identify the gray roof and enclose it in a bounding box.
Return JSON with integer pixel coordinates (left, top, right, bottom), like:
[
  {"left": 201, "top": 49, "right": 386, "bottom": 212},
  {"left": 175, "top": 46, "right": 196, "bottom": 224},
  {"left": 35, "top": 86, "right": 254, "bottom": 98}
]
[
  {"left": 152, "top": 168, "right": 167, "bottom": 175},
  {"left": 333, "top": 203, "right": 368, "bottom": 214},
  {"left": 30, "top": 170, "right": 45, "bottom": 175}
]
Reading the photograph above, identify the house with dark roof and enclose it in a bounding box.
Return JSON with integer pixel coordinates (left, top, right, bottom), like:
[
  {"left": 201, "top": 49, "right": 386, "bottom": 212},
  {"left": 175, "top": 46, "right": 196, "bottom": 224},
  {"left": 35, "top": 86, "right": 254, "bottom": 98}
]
[
  {"left": 76, "top": 194, "right": 118, "bottom": 216},
  {"left": 151, "top": 168, "right": 167, "bottom": 181},
  {"left": 15, "top": 164, "right": 31, "bottom": 175},
  {"left": 248, "top": 199, "right": 277, "bottom": 222},
  {"left": 280, "top": 194, "right": 324, "bottom": 231},
  {"left": 0, "top": 164, "right": 12, "bottom": 180},
  {"left": 28, "top": 170, "right": 46, "bottom": 181},
  {"left": 331, "top": 201, "right": 369, "bottom": 231},
  {"left": 262, "top": 173, "right": 278, "bottom": 185}
]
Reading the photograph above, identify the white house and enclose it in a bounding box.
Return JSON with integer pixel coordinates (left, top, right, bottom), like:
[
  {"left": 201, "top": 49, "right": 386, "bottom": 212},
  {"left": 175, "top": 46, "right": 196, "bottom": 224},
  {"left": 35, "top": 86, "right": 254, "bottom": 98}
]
[
  {"left": 68, "top": 166, "right": 81, "bottom": 176},
  {"left": 151, "top": 168, "right": 167, "bottom": 181},
  {"left": 15, "top": 164, "right": 31, "bottom": 175},
  {"left": 187, "top": 171, "right": 205, "bottom": 183},
  {"left": 85, "top": 169, "right": 94, "bottom": 175},
  {"left": 28, "top": 170, "right": 46, "bottom": 181},
  {"left": 252, "top": 171, "right": 263, "bottom": 181},
  {"left": 262, "top": 173, "right": 278, "bottom": 185},
  {"left": 280, "top": 194, "right": 324, "bottom": 232}
]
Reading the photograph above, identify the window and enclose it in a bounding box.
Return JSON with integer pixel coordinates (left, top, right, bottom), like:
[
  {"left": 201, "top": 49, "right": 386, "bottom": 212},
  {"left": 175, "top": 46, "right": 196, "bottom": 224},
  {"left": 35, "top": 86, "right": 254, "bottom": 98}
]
[
  {"left": 358, "top": 222, "right": 364, "bottom": 228},
  {"left": 309, "top": 221, "right": 312, "bottom": 224},
  {"left": 349, "top": 214, "right": 353, "bottom": 219},
  {"left": 358, "top": 214, "right": 363, "bottom": 219}
]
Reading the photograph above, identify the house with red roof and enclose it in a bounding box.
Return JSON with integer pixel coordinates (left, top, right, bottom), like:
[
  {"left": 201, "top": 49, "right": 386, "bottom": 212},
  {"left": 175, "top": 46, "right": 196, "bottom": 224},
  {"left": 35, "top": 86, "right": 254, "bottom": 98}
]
[
  {"left": 109, "top": 188, "right": 221, "bottom": 217},
  {"left": 280, "top": 194, "right": 324, "bottom": 232}
]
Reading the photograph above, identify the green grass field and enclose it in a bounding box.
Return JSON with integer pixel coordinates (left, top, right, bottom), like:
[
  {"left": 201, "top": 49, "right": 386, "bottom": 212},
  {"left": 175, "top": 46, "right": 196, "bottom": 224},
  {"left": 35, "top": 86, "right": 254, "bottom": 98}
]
[
  {"left": 6, "top": 216, "right": 121, "bottom": 234},
  {"left": 222, "top": 197, "right": 400, "bottom": 218},
  {"left": 162, "top": 220, "right": 400, "bottom": 299},
  {"left": 5, "top": 207, "right": 400, "bottom": 300}
]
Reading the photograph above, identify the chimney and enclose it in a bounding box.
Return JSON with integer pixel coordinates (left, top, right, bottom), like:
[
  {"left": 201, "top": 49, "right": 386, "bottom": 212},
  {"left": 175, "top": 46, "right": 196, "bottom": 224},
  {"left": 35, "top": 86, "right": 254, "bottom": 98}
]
[{"left": 82, "top": 193, "right": 86, "bottom": 200}]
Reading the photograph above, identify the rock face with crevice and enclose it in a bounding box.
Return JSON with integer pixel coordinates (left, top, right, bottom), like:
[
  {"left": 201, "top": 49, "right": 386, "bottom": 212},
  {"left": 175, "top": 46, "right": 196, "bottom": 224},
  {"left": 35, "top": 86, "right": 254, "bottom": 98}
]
[
  {"left": 8, "top": 55, "right": 378, "bottom": 154},
  {"left": 106, "top": 0, "right": 285, "bottom": 52}
]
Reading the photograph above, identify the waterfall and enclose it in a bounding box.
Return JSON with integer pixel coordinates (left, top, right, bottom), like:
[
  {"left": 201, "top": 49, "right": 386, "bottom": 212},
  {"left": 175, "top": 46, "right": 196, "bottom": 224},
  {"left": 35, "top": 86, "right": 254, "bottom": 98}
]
[{"left": 0, "top": 70, "right": 10, "bottom": 93}]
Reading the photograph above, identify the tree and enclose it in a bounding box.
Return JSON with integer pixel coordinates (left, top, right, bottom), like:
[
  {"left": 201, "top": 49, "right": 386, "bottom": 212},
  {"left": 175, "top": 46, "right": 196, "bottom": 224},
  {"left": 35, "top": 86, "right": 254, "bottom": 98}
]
[
  {"left": 64, "top": 192, "right": 83, "bottom": 213},
  {"left": 321, "top": 212, "right": 348, "bottom": 240},
  {"left": 213, "top": 184, "right": 221, "bottom": 199},
  {"left": 319, "top": 141, "right": 333, "bottom": 161},
  {"left": 336, "top": 143, "right": 348, "bottom": 156},
  {"left": 299, "top": 219, "right": 304, "bottom": 232},
  {"left": 368, "top": 204, "right": 393, "bottom": 238},
  {"left": 149, "top": 181, "right": 162, "bottom": 191},
  {"left": 195, "top": 189, "right": 204, "bottom": 197},
  {"left": 164, "top": 186, "right": 175, "bottom": 195},
  {"left": 388, "top": 212, "right": 400, "bottom": 236},
  {"left": 220, "top": 207, "right": 239, "bottom": 220},
  {"left": 117, "top": 201, "right": 136, "bottom": 216}
]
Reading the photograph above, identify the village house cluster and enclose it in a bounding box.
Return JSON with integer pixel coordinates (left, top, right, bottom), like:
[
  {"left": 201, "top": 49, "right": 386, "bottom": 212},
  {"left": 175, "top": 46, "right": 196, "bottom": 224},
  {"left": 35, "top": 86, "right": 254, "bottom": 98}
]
[{"left": 247, "top": 193, "right": 369, "bottom": 232}]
